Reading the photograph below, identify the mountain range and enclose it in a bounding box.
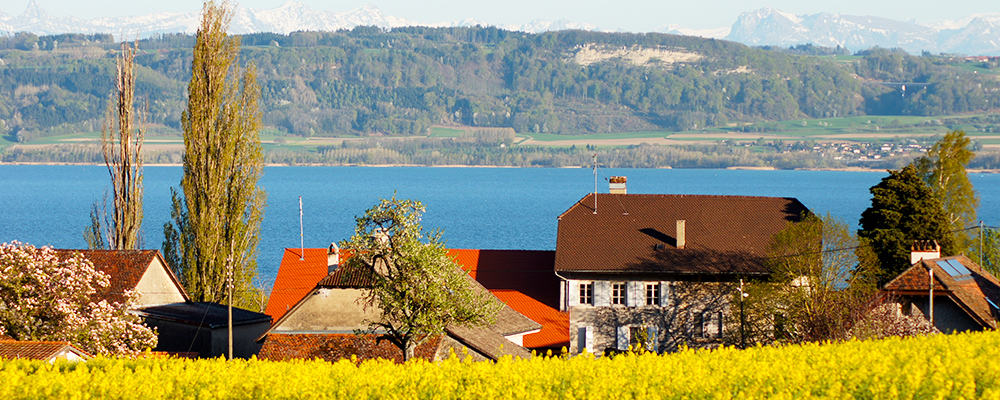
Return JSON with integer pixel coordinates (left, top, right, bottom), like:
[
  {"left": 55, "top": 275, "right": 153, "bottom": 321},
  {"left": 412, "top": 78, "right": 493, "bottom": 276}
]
[
  {"left": 724, "top": 7, "right": 1000, "bottom": 56},
  {"left": 1, "top": 1, "right": 998, "bottom": 55}
]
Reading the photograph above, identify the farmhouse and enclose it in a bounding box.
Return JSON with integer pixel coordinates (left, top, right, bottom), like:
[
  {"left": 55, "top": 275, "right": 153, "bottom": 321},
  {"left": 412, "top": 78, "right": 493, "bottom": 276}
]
[
  {"left": 881, "top": 242, "right": 1000, "bottom": 333},
  {"left": 263, "top": 247, "right": 568, "bottom": 354},
  {"left": 258, "top": 247, "right": 541, "bottom": 362},
  {"left": 554, "top": 179, "right": 809, "bottom": 353}
]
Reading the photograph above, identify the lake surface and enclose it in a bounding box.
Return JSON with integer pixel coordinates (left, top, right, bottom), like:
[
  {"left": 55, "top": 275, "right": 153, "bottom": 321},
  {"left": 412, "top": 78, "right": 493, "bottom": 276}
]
[{"left": 1, "top": 165, "right": 997, "bottom": 289}]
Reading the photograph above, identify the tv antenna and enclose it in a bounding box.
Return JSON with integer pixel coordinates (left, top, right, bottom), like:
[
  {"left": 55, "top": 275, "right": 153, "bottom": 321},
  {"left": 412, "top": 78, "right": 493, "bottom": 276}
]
[
  {"left": 592, "top": 153, "right": 598, "bottom": 214},
  {"left": 299, "top": 196, "right": 304, "bottom": 260}
]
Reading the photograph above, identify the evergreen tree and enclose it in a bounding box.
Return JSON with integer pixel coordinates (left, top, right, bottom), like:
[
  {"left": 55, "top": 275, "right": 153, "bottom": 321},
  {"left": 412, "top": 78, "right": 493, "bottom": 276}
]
[
  {"left": 339, "top": 195, "right": 499, "bottom": 361},
  {"left": 857, "top": 165, "right": 955, "bottom": 285},
  {"left": 162, "top": 1, "right": 266, "bottom": 309}
]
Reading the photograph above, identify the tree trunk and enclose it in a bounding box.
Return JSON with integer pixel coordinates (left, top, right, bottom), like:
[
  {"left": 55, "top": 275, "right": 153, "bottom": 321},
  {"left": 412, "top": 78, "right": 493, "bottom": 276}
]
[{"left": 404, "top": 341, "right": 416, "bottom": 362}]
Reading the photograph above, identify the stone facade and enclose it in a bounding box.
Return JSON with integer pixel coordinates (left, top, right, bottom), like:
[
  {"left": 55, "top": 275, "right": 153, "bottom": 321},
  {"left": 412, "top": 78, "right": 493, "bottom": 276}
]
[{"left": 563, "top": 277, "right": 735, "bottom": 354}]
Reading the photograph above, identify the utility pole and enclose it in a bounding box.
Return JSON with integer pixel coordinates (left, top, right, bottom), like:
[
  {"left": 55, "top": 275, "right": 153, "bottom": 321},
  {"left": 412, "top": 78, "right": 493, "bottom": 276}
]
[
  {"left": 928, "top": 267, "right": 934, "bottom": 328},
  {"left": 738, "top": 279, "right": 748, "bottom": 349},
  {"left": 592, "top": 154, "right": 597, "bottom": 214},
  {"left": 299, "top": 196, "right": 304, "bottom": 261},
  {"left": 227, "top": 257, "right": 233, "bottom": 361}
]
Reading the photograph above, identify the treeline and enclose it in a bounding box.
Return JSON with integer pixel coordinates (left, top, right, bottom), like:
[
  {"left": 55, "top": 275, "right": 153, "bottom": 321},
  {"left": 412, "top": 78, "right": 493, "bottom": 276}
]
[
  {"left": 0, "top": 28, "right": 999, "bottom": 143},
  {"left": 6, "top": 135, "right": 1000, "bottom": 170}
]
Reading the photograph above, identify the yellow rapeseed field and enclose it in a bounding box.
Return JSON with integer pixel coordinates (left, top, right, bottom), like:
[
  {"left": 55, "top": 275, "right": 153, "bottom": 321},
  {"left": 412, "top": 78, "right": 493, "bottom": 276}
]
[{"left": 2, "top": 330, "right": 999, "bottom": 399}]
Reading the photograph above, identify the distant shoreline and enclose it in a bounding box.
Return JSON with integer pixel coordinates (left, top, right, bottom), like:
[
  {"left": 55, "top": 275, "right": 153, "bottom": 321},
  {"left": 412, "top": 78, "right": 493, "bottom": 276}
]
[{"left": 2, "top": 161, "right": 998, "bottom": 173}]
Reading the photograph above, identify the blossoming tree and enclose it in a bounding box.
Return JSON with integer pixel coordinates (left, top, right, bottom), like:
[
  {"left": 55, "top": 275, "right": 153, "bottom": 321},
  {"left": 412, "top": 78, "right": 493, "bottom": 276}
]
[{"left": 0, "top": 241, "right": 156, "bottom": 355}]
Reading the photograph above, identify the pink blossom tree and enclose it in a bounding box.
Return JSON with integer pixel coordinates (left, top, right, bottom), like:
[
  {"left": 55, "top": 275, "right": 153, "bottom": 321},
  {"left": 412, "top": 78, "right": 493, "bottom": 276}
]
[{"left": 0, "top": 241, "right": 157, "bottom": 356}]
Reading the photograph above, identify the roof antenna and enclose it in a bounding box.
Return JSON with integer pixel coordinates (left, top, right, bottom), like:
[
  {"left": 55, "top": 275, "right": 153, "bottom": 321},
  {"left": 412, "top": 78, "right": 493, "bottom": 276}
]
[
  {"left": 593, "top": 153, "right": 598, "bottom": 214},
  {"left": 299, "top": 196, "right": 305, "bottom": 260}
]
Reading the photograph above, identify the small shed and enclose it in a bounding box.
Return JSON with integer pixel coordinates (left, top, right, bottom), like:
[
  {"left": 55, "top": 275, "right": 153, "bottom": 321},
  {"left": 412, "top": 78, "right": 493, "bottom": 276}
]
[{"left": 135, "top": 302, "right": 272, "bottom": 358}]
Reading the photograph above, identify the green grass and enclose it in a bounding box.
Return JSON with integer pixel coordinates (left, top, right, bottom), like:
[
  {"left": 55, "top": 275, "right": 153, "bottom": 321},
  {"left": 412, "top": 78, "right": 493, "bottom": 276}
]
[
  {"left": 953, "top": 62, "right": 1000, "bottom": 75},
  {"left": 524, "top": 131, "right": 669, "bottom": 141},
  {"left": 428, "top": 127, "right": 466, "bottom": 138}
]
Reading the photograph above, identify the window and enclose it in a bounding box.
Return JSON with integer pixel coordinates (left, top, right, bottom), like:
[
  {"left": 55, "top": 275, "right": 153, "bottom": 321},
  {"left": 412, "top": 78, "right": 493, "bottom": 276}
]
[
  {"left": 579, "top": 282, "right": 593, "bottom": 305},
  {"left": 629, "top": 326, "right": 644, "bottom": 348},
  {"left": 701, "top": 311, "right": 723, "bottom": 339},
  {"left": 611, "top": 282, "right": 626, "bottom": 305},
  {"left": 645, "top": 283, "right": 660, "bottom": 306}
]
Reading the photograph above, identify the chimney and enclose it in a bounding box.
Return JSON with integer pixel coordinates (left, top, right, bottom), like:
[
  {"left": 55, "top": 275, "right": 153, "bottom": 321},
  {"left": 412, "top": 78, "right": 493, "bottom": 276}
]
[
  {"left": 676, "top": 220, "right": 686, "bottom": 249},
  {"left": 327, "top": 243, "right": 340, "bottom": 274},
  {"left": 609, "top": 176, "right": 627, "bottom": 194},
  {"left": 910, "top": 240, "right": 940, "bottom": 264}
]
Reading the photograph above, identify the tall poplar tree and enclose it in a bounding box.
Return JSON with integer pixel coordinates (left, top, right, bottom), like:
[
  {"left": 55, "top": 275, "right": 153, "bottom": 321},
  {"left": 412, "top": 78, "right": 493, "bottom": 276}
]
[
  {"left": 163, "top": 1, "right": 266, "bottom": 308},
  {"left": 84, "top": 41, "right": 145, "bottom": 250}
]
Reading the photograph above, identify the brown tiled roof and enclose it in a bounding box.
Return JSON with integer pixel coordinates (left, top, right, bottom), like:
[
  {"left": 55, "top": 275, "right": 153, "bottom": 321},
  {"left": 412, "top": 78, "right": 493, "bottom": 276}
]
[
  {"left": 446, "top": 325, "right": 533, "bottom": 360},
  {"left": 259, "top": 333, "right": 443, "bottom": 362},
  {"left": 0, "top": 340, "right": 91, "bottom": 361},
  {"left": 883, "top": 255, "right": 1000, "bottom": 329},
  {"left": 316, "top": 262, "right": 376, "bottom": 289},
  {"left": 53, "top": 249, "right": 186, "bottom": 304},
  {"left": 554, "top": 193, "right": 809, "bottom": 275}
]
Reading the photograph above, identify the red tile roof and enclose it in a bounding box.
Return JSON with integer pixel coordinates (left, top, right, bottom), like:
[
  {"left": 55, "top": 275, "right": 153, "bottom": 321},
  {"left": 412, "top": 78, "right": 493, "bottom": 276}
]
[
  {"left": 53, "top": 249, "right": 187, "bottom": 304},
  {"left": 491, "top": 290, "right": 569, "bottom": 350},
  {"left": 265, "top": 248, "right": 566, "bottom": 350},
  {"left": 554, "top": 194, "right": 809, "bottom": 275},
  {"left": 0, "top": 340, "right": 91, "bottom": 361},
  {"left": 264, "top": 248, "right": 332, "bottom": 321}
]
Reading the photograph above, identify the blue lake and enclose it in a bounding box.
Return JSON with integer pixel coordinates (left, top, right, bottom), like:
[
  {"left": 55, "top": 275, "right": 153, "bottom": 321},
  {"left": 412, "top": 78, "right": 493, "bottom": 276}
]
[{"left": 1, "top": 165, "right": 997, "bottom": 289}]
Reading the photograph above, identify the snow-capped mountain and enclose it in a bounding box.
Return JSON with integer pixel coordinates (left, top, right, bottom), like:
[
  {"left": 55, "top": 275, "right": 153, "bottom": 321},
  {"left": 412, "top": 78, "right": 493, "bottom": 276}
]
[
  {"left": 726, "top": 7, "right": 1000, "bottom": 55},
  {"left": 1, "top": 1, "right": 999, "bottom": 56},
  {"left": 0, "top": 0, "right": 595, "bottom": 38},
  {"left": 660, "top": 24, "right": 730, "bottom": 39}
]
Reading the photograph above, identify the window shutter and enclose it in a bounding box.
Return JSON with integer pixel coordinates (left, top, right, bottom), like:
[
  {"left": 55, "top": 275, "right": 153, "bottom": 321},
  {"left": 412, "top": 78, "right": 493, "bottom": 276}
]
[
  {"left": 595, "top": 281, "right": 610, "bottom": 307},
  {"left": 617, "top": 326, "right": 629, "bottom": 351},
  {"left": 577, "top": 326, "right": 588, "bottom": 354},
  {"left": 568, "top": 281, "right": 579, "bottom": 307},
  {"left": 625, "top": 281, "right": 638, "bottom": 307},
  {"left": 716, "top": 312, "right": 724, "bottom": 338},
  {"left": 646, "top": 326, "right": 659, "bottom": 352},
  {"left": 660, "top": 281, "right": 672, "bottom": 306}
]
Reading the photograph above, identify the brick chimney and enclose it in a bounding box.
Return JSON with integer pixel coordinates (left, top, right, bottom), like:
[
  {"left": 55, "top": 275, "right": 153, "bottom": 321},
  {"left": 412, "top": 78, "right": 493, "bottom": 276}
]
[
  {"left": 327, "top": 243, "right": 340, "bottom": 274},
  {"left": 609, "top": 176, "right": 627, "bottom": 194},
  {"left": 676, "top": 220, "right": 686, "bottom": 249},
  {"left": 910, "top": 240, "right": 940, "bottom": 264}
]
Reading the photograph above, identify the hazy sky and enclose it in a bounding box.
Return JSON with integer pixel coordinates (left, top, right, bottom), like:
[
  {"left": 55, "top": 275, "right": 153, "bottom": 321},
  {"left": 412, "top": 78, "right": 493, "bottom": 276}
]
[{"left": 2, "top": 0, "right": 997, "bottom": 31}]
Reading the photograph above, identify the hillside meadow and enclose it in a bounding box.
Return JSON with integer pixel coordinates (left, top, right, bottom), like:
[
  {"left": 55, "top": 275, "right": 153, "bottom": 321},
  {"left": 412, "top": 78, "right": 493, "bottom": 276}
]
[{"left": 2, "top": 330, "right": 999, "bottom": 399}]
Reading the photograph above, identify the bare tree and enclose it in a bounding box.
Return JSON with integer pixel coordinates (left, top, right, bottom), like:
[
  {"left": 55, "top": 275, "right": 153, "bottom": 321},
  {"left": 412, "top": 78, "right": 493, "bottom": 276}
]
[{"left": 85, "top": 40, "right": 145, "bottom": 250}]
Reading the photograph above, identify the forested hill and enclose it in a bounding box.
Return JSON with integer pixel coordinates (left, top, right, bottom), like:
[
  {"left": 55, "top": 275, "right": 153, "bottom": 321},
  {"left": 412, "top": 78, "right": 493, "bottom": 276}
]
[{"left": 1, "top": 28, "right": 999, "bottom": 142}]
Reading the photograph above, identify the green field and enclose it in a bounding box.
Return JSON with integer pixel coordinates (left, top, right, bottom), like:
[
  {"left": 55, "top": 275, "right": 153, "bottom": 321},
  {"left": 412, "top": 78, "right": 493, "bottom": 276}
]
[{"left": 6, "top": 112, "right": 997, "bottom": 154}]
